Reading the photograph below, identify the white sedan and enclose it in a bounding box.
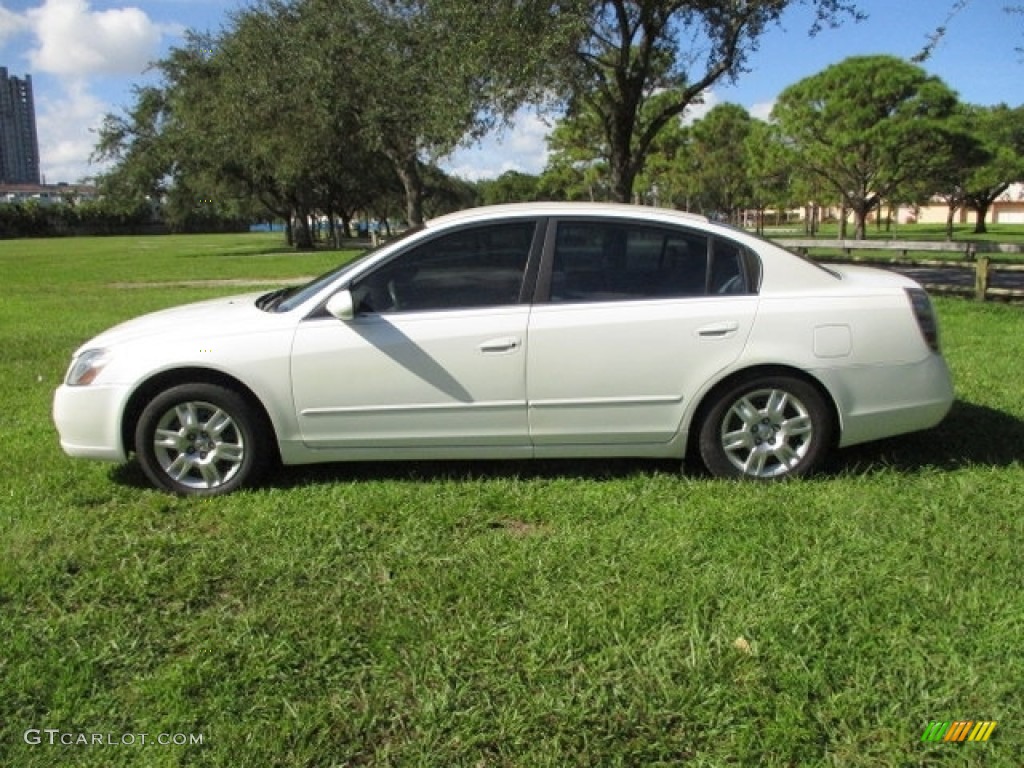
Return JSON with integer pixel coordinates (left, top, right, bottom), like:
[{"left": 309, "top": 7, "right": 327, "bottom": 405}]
[{"left": 53, "top": 203, "right": 954, "bottom": 495}]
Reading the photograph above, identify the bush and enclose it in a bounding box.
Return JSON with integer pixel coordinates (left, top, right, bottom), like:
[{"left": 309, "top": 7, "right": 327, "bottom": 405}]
[{"left": 0, "top": 200, "right": 248, "bottom": 238}]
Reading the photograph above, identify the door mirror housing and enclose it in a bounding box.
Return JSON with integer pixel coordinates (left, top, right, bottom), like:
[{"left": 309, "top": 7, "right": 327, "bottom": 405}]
[{"left": 325, "top": 290, "right": 355, "bottom": 321}]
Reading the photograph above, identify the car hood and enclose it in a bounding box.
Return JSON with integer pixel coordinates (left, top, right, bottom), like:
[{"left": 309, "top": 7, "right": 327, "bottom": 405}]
[{"left": 79, "top": 292, "right": 271, "bottom": 352}]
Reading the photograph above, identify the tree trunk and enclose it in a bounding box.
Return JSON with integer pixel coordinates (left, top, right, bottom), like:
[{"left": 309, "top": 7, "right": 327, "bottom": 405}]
[
  {"left": 293, "top": 207, "right": 314, "bottom": 250},
  {"left": 973, "top": 202, "right": 991, "bottom": 234},
  {"left": 399, "top": 166, "right": 423, "bottom": 226},
  {"left": 385, "top": 146, "right": 424, "bottom": 227},
  {"left": 326, "top": 209, "right": 338, "bottom": 249},
  {"left": 851, "top": 208, "right": 868, "bottom": 239},
  {"left": 945, "top": 205, "right": 955, "bottom": 240},
  {"left": 609, "top": 155, "right": 636, "bottom": 204},
  {"left": 853, "top": 204, "right": 869, "bottom": 240}
]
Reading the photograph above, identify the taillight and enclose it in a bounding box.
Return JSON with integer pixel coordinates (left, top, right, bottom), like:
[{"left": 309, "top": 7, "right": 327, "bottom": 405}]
[{"left": 905, "top": 287, "right": 940, "bottom": 352}]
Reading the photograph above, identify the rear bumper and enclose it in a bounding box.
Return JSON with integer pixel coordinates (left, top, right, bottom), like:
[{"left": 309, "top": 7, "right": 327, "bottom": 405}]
[
  {"left": 52, "top": 384, "right": 130, "bottom": 462},
  {"left": 817, "top": 354, "right": 955, "bottom": 448}
]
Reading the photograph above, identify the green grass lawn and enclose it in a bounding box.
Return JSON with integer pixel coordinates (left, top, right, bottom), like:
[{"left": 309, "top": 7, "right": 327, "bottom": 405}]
[{"left": 1, "top": 233, "right": 1022, "bottom": 766}]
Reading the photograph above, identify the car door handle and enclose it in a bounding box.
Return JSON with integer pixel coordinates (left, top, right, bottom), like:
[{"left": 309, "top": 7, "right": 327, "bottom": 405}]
[
  {"left": 478, "top": 336, "right": 521, "bottom": 354},
  {"left": 697, "top": 321, "right": 740, "bottom": 338}
]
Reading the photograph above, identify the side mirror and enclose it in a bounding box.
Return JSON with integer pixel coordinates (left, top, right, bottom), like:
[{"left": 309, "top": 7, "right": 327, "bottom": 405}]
[{"left": 325, "top": 290, "right": 355, "bottom": 321}]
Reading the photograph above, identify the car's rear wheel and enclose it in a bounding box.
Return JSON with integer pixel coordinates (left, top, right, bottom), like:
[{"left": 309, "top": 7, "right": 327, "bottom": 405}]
[
  {"left": 698, "top": 375, "right": 833, "bottom": 480},
  {"left": 134, "top": 383, "right": 271, "bottom": 495}
]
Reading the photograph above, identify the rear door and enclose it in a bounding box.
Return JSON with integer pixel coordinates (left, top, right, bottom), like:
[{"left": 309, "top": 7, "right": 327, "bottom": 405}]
[{"left": 526, "top": 219, "right": 759, "bottom": 447}]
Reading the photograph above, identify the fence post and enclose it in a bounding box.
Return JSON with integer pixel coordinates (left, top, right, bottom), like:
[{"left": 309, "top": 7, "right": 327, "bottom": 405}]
[{"left": 974, "top": 255, "right": 990, "bottom": 302}]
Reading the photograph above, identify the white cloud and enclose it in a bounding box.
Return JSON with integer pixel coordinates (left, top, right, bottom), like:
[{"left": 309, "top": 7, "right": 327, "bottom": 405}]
[
  {"left": 443, "top": 108, "right": 554, "bottom": 181},
  {"left": 0, "top": 4, "right": 30, "bottom": 46},
  {"left": 681, "top": 89, "right": 719, "bottom": 125},
  {"left": 26, "top": 0, "right": 164, "bottom": 76},
  {"left": 35, "top": 79, "right": 108, "bottom": 183},
  {"left": 750, "top": 100, "right": 776, "bottom": 121}
]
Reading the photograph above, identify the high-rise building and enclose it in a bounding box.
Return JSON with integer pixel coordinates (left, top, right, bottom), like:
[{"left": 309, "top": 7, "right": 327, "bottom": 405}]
[{"left": 0, "top": 67, "right": 41, "bottom": 185}]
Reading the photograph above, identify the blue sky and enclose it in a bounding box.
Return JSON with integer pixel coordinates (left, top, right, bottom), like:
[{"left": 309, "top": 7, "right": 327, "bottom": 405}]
[{"left": 1, "top": 0, "right": 1021, "bottom": 184}]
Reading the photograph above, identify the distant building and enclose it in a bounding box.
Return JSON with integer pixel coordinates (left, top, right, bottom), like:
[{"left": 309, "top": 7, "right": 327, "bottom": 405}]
[
  {"left": 0, "top": 182, "right": 98, "bottom": 206},
  {"left": 0, "top": 67, "right": 41, "bottom": 185},
  {"left": 906, "top": 183, "right": 1024, "bottom": 226}
]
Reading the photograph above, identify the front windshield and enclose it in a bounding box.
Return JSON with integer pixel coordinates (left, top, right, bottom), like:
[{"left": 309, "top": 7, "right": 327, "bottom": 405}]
[{"left": 258, "top": 228, "right": 422, "bottom": 313}]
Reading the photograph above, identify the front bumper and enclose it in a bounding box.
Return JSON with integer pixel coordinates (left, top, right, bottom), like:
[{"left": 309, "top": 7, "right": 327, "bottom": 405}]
[{"left": 52, "top": 383, "right": 131, "bottom": 462}]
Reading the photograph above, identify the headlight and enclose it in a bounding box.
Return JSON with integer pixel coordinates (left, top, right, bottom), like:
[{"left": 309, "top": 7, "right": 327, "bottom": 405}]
[{"left": 66, "top": 348, "right": 111, "bottom": 386}]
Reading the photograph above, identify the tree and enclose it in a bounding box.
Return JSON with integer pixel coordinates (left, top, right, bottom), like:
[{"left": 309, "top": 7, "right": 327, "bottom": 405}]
[
  {"left": 92, "top": 85, "right": 174, "bottom": 210},
  {"left": 960, "top": 104, "right": 1024, "bottom": 233},
  {"left": 685, "top": 103, "right": 753, "bottom": 222},
  {"left": 477, "top": 171, "right": 542, "bottom": 205},
  {"left": 633, "top": 104, "right": 691, "bottom": 209},
  {"left": 307, "top": 0, "right": 569, "bottom": 226},
  {"left": 93, "top": 21, "right": 330, "bottom": 246},
  {"left": 553, "top": 0, "right": 864, "bottom": 203},
  {"left": 903, "top": 105, "right": 989, "bottom": 239},
  {"left": 541, "top": 104, "right": 611, "bottom": 201},
  {"left": 744, "top": 119, "right": 797, "bottom": 233},
  {"left": 772, "top": 55, "right": 960, "bottom": 239},
  {"left": 93, "top": 0, "right": 558, "bottom": 241}
]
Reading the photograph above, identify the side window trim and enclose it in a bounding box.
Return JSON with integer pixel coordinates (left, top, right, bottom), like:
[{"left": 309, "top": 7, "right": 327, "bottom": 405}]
[
  {"left": 533, "top": 217, "right": 560, "bottom": 304},
  {"left": 517, "top": 216, "right": 547, "bottom": 304}
]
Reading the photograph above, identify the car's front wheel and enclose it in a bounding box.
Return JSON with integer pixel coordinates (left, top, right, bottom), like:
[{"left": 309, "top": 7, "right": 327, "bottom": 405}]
[
  {"left": 134, "top": 383, "right": 271, "bottom": 495},
  {"left": 698, "top": 375, "right": 833, "bottom": 480}
]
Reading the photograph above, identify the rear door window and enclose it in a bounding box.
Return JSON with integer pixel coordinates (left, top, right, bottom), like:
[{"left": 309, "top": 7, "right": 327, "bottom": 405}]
[{"left": 546, "top": 221, "right": 757, "bottom": 303}]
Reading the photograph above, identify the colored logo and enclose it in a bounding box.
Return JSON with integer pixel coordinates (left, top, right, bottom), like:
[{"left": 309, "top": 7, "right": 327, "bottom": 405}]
[{"left": 921, "top": 721, "right": 997, "bottom": 742}]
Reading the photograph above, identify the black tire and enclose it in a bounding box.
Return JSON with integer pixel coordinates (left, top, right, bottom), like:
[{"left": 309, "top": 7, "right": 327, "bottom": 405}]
[
  {"left": 134, "top": 383, "right": 272, "bottom": 496},
  {"left": 698, "top": 374, "right": 833, "bottom": 480}
]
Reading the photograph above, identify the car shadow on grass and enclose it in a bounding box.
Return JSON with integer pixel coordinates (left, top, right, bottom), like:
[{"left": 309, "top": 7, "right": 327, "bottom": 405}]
[
  {"left": 109, "top": 398, "right": 1022, "bottom": 491},
  {"left": 108, "top": 452, "right": 684, "bottom": 491},
  {"left": 266, "top": 456, "right": 686, "bottom": 488},
  {"left": 826, "top": 398, "right": 1024, "bottom": 475}
]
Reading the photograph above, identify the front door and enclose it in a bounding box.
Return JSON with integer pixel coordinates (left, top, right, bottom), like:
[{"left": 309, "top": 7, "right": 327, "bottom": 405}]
[{"left": 291, "top": 220, "right": 539, "bottom": 449}]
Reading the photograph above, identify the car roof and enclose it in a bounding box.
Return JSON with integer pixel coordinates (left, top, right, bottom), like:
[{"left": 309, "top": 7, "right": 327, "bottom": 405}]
[{"left": 426, "top": 202, "right": 711, "bottom": 229}]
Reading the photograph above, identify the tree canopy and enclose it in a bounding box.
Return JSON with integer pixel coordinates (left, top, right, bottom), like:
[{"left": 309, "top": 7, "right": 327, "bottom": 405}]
[
  {"left": 551, "top": 0, "right": 864, "bottom": 202},
  {"left": 89, "top": 0, "right": 1023, "bottom": 244},
  {"left": 772, "top": 55, "right": 962, "bottom": 239},
  {"left": 93, "top": 0, "right": 565, "bottom": 239}
]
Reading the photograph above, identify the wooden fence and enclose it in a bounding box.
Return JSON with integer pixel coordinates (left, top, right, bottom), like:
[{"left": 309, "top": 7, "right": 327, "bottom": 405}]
[{"left": 773, "top": 239, "right": 1024, "bottom": 302}]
